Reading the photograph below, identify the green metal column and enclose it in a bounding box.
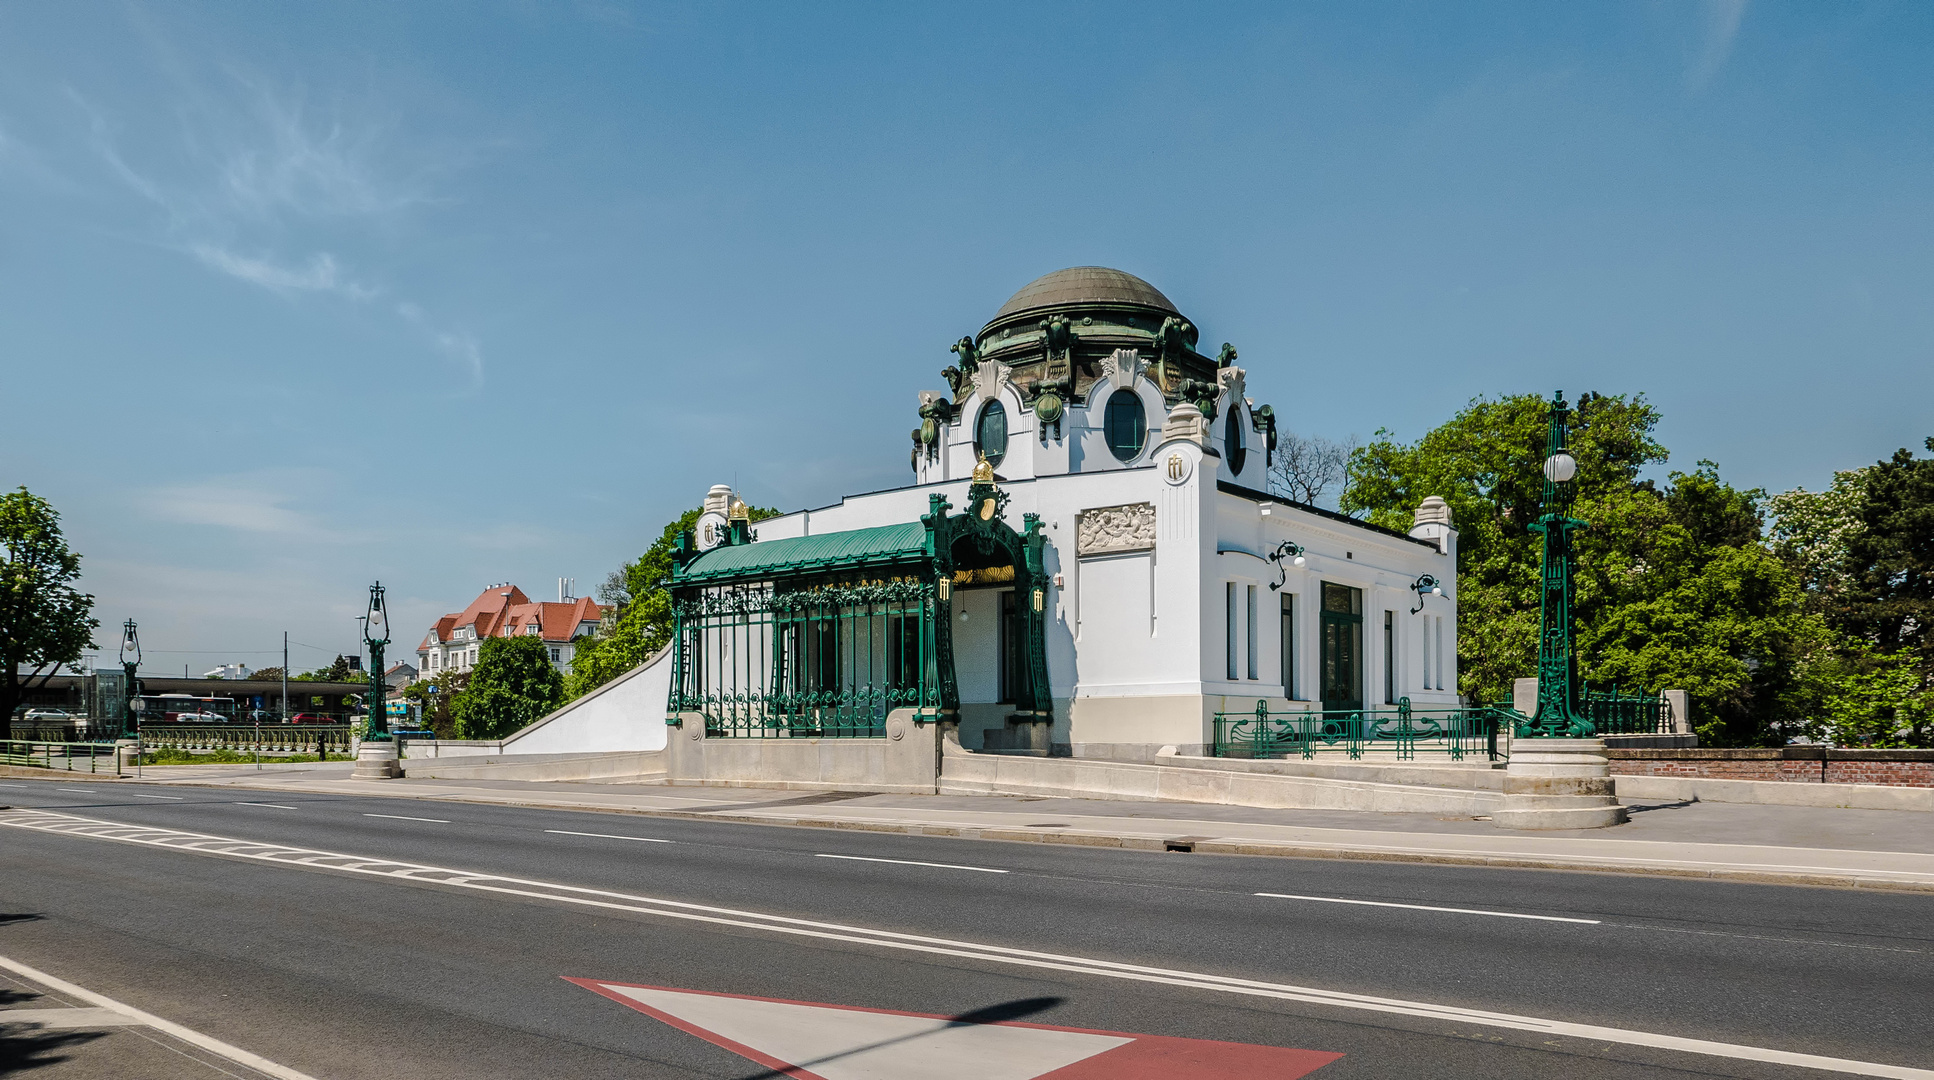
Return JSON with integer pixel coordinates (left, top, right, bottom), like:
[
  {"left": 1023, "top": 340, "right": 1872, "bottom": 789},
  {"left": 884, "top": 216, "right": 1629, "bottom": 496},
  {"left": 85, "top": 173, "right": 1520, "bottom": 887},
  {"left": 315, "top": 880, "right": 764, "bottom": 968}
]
[
  {"left": 1523, "top": 392, "right": 1592, "bottom": 738},
  {"left": 364, "top": 581, "right": 392, "bottom": 741}
]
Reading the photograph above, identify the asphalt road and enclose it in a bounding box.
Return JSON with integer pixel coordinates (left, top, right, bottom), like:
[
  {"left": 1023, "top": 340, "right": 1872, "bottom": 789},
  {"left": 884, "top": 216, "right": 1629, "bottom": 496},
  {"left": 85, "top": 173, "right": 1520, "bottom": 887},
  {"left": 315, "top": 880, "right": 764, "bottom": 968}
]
[{"left": 0, "top": 778, "right": 1929, "bottom": 1079}]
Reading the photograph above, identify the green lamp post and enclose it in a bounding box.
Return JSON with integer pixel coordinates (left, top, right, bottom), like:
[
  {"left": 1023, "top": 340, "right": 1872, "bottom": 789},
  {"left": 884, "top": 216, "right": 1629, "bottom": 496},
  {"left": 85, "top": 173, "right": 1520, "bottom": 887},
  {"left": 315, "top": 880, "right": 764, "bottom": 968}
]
[
  {"left": 1522, "top": 391, "right": 1593, "bottom": 738},
  {"left": 118, "top": 619, "right": 141, "bottom": 739},
  {"left": 363, "top": 582, "right": 391, "bottom": 742}
]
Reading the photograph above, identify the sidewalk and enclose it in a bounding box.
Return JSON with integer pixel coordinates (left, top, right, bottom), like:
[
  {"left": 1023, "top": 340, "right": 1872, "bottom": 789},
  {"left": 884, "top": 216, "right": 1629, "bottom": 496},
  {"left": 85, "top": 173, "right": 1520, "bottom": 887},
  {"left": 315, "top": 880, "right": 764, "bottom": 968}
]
[{"left": 16, "top": 763, "right": 1934, "bottom": 892}]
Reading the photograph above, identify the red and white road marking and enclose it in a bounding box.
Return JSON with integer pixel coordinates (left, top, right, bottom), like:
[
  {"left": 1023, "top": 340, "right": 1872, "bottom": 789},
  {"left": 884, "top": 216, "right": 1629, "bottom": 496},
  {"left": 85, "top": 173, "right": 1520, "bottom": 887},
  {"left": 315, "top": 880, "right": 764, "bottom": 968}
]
[{"left": 569, "top": 979, "right": 1343, "bottom": 1079}]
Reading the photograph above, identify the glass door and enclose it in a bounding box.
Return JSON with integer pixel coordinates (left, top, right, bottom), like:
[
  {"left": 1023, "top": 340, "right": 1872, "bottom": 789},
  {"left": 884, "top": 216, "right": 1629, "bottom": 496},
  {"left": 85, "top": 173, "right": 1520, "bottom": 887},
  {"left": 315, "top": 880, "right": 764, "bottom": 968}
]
[{"left": 1320, "top": 583, "right": 1363, "bottom": 713}]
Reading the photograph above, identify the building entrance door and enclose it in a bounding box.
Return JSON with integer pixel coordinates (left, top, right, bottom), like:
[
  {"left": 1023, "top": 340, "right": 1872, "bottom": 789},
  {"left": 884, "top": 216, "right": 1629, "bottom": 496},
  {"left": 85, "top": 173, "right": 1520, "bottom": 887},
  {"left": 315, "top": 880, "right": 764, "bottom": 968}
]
[{"left": 1319, "top": 582, "right": 1363, "bottom": 713}]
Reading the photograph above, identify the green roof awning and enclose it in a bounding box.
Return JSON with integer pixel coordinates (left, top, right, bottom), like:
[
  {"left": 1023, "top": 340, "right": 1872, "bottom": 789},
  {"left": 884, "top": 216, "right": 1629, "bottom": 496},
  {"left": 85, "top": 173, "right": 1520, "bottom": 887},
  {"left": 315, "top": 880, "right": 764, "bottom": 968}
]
[{"left": 675, "top": 521, "right": 932, "bottom": 585}]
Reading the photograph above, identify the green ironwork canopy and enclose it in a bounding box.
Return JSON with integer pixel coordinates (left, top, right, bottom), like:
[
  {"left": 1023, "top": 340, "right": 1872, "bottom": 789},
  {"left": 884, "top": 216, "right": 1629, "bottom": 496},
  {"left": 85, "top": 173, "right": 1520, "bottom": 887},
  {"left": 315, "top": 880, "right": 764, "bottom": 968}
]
[{"left": 666, "top": 479, "right": 1052, "bottom": 738}]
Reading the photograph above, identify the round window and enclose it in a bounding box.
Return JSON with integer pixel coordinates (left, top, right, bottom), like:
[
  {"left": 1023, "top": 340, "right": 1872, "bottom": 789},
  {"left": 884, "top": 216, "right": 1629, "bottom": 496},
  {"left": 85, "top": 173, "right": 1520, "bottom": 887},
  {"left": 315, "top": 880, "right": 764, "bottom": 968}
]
[
  {"left": 1225, "top": 408, "right": 1247, "bottom": 476},
  {"left": 1104, "top": 389, "right": 1146, "bottom": 461},
  {"left": 975, "top": 400, "right": 1008, "bottom": 466}
]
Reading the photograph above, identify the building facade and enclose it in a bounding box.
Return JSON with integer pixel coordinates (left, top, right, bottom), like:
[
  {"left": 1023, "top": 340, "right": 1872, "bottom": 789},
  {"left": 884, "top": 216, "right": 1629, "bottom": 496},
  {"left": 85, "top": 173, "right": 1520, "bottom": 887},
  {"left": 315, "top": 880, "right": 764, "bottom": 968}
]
[
  {"left": 417, "top": 585, "right": 610, "bottom": 677},
  {"left": 667, "top": 268, "right": 1459, "bottom": 760}
]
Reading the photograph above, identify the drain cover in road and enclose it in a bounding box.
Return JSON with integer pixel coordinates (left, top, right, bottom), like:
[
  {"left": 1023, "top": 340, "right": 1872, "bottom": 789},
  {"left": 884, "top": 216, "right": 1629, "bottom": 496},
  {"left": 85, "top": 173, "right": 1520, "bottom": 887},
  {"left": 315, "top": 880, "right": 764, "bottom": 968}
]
[{"left": 568, "top": 978, "right": 1343, "bottom": 1078}]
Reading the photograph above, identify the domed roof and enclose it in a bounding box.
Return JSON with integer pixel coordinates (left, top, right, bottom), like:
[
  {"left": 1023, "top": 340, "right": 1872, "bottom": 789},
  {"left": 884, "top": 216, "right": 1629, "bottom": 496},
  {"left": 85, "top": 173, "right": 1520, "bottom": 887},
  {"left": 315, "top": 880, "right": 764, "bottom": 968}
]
[{"left": 991, "top": 267, "right": 1179, "bottom": 321}]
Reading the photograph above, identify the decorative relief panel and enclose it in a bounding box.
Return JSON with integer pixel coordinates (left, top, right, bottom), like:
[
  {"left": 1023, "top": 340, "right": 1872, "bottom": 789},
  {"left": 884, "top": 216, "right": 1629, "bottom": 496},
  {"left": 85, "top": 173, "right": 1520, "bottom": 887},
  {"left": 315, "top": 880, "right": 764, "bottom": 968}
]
[{"left": 1077, "top": 502, "right": 1157, "bottom": 556}]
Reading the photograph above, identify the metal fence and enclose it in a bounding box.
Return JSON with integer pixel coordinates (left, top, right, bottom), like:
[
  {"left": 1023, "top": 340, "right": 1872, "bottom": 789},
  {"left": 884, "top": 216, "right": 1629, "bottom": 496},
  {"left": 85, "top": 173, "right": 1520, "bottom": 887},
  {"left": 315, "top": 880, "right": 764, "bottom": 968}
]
[
  {"left": 1579, "top": 684, "right": 1672, "bottom": 735},
  {"left": 0, "top": 740, "right": 119, "bottom": 773},
  {"left": 137, "top": 723, "right": 353, "bottom": 756},
  {"left": 1213, "top": 698, "right": 1510, "bottom": 762},
  {"left": 671, "top": 578, "right": 939, "bottom": 738}
]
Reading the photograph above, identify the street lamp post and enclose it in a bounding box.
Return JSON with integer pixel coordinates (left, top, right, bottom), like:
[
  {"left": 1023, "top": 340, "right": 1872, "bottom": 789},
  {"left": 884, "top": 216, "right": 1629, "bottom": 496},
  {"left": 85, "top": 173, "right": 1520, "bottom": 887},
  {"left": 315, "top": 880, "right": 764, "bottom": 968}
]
[
  {"left": 118, "top": 620, "right": 141, "bottom": 739},
  {"left": 351, "top": 581, "right": 401, "bottom": 779},
  {"left": 1491, "top": 391, "right": 1626, "bottom": 830},
  {"left": 1524, "top": 391, "right": 1591, "bottom": 739}
]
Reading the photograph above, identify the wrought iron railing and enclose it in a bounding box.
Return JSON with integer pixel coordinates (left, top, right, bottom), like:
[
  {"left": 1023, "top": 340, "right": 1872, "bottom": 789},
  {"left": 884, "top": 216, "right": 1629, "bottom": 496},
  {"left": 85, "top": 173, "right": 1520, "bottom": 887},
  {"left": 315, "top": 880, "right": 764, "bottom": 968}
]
[
  {"left": 1213, "top": 698, "right": 1512, "bottom": 761},
  {"left": 1578, "top": 683, "right": 1672, "bottom": 735},
  {"left": 671, "top": 577, "right": 939, "bottom": 738},
  {"left": 1, "top": 739, "right": 119, "bottom": 773},
  {"left": 137, "top": 723, "right": 353, "bottom": 755}
]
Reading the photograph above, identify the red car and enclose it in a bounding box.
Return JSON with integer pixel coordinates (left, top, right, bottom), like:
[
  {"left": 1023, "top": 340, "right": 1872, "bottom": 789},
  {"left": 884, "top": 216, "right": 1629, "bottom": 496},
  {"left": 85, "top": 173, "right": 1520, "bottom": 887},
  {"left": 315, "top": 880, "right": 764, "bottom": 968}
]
[{"left": 289, "top": 713, "right": 335, "bottom": 724}]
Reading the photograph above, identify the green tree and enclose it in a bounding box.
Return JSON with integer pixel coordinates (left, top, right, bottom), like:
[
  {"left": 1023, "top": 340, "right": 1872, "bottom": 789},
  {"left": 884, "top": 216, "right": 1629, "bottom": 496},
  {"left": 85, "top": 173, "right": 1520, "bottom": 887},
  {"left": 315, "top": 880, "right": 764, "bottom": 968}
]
[
  {"left": 401, "top": 672, "right": 465, "bottom": 739},
  {"left": 1838, "top": 438, "right": 1934, "bottom": 673},
  {"left": 566, "top": 503, "right": 781, "bottom": 699},
  {"left": 450, "top": 635, "right": 564, "bottom": 739},
  {"left": 1, "top": 488, "right": 99, "bottom": 738},
  {"left": 1344, "top": 394, "right": 1817, "bottom": 745}
]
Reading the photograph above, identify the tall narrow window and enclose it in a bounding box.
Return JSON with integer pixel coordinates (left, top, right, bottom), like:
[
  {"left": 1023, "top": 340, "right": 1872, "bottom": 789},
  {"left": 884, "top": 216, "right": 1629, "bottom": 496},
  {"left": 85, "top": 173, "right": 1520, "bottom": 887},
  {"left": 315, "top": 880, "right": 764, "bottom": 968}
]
[
  {"left": 1383, "top": 611, "right": 1396, "bottom": 704},
  {"left": 975, "top": 400, "right": 1008, "bottom": 466},
  {"left": 1226, "top": 582, "right": 1239, "bottom": 680},
  {"left": 1281, "top": 593, "right": 1296, "bottom": 699},
  {"left": 1104, "top": 389, "right": 1146, "bottom": 461},
  {"left": 1246, "top": 585, "right": 1258, "bottom": 680},
  {"left": 1421, "top": 614, "right": 1431, "bottom": 692},
  {"left": 1435, "top": 616, "right": 1446, "bottom": 691},
  {"left": 1224, "top": 409, "right": 1247, "bottom": 476}
]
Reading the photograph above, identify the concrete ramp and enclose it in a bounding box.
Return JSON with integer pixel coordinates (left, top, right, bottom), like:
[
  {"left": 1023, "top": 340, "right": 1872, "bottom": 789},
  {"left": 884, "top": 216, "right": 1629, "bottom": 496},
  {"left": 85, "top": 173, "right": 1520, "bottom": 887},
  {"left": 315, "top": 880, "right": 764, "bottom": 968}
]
[
  {"left": 939, "top": 737, "right": 1501, "bottom": 814},
  {"left": 495, "top": 644, "right": 673, "bottom": 755}
]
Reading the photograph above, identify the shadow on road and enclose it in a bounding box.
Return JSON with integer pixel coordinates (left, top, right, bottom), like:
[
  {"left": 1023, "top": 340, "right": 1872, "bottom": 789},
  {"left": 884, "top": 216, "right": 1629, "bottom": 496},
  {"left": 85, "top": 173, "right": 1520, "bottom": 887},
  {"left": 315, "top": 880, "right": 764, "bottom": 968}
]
[{"left": 728, "top": 996, "right": 1065, "bottom": 1080}]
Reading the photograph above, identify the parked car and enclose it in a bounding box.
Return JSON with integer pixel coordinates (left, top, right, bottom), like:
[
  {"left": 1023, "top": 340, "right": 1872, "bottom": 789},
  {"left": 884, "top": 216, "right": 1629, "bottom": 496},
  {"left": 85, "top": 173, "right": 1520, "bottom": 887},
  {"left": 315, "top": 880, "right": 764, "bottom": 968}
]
[
  {"left": 289, "top": 712, "right": 334, "bottom": 724},
  {"left": 21, "top": 708, "right": 74, "bottom": 722},
  {"left": 173, "top": 711, "right": 227, "bottom": 722}
]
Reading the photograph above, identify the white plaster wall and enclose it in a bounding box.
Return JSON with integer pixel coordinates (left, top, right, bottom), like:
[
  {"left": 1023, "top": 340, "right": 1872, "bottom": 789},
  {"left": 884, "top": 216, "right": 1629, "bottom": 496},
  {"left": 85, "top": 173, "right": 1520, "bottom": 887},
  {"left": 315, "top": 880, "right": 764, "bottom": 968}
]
[{"left": 500, "top": 646, "right": 672, "bottom": 754}]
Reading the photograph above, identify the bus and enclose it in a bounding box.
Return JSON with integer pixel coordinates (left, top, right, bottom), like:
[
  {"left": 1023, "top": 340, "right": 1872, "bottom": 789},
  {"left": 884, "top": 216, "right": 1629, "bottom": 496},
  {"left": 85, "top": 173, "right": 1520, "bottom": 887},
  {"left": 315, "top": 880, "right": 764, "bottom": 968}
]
[{"left": 134, "top": 694, "right": 238, "bottom": 722}]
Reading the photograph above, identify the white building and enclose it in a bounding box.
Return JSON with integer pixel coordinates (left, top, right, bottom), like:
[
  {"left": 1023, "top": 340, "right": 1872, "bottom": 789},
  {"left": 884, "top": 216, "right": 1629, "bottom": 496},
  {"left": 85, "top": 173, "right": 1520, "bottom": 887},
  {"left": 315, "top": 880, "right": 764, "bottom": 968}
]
[
  {"left": 666, "top": 268, "right": 1458, "bottom": 761},
  {"left": 417, "top": 585, "right": 610, "bottom": 677}
]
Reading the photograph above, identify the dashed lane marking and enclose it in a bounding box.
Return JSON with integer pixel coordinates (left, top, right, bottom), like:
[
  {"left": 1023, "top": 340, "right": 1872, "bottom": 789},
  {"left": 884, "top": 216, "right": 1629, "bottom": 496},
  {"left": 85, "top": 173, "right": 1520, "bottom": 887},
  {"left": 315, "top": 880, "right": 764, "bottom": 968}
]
[
  {"left": 0, "top": 953, "right": 322, "bottom": 1079},
  {"left": 234, "top": 803, "right": 299, "bottom": 810},
  {"left": 364, "top": 813, "right": 450, "bottom": 823},
  {"left": 1255, "top": 893, "right": 1601, "bottom": 925},
  {"left": 815, "top": 853, "right": 1009, "bottom": 874},
  {"left": 546, "top": 829, "right": 673, "bottom": 844},
  {"left": 128, "top": 793, "right": 184, "bottom": 800},
  {"left": 2, "top": 807, "right": 1928, "bottom": 1080}
]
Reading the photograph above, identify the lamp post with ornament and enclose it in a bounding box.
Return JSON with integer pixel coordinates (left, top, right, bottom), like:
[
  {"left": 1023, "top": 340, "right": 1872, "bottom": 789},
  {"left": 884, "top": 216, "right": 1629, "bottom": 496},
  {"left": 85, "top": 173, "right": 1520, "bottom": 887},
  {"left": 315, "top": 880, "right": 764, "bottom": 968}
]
[
  {"left": 1491, "top": 392, "right": 1626, "bottom": 830},
  {"left": 352, "top": 581, "right": 402, "bottom": 779}
]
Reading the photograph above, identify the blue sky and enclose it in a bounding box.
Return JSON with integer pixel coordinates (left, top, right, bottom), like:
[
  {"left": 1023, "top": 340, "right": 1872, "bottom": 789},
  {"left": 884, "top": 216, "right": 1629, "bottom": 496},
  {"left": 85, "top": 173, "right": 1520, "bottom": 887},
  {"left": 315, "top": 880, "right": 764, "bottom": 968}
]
[{"left": 2, "top": 2, "right": 1930, "bottom": 673}]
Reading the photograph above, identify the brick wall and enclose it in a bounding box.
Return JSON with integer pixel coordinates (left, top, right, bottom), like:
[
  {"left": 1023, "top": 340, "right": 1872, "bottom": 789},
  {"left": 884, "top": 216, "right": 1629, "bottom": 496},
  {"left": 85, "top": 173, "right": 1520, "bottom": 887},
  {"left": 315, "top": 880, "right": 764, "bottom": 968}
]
[{"left": 1606, "top": 747, "right": 1934, "bottom": 788}]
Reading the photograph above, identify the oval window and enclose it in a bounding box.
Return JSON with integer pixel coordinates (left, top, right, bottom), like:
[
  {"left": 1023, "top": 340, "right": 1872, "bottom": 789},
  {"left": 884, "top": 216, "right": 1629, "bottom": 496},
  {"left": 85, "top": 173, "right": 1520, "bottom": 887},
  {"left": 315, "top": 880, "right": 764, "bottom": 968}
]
[
  {"left": 1225, "top": 408, "right": 1247, "bottom": 476},
  {"left": 975, "top": 400, "right": 1008, "bottom": 466},
  {"left": 1104, "top": 389, "right": 1146, "bottom": 461}
]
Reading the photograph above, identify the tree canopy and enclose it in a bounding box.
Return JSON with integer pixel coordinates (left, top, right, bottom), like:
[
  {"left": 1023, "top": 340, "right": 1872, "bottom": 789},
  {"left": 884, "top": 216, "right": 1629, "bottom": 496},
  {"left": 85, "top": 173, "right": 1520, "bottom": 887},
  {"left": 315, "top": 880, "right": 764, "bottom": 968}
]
[
  {"left": 449, "top": 635, "right": 564, "bottom": 740},
  {"left": 1343, "top": 393, "right": 1824, "bottom": 746},
  {"left": 1, "top": 488, "right": 98, "bottom": 738},
  {"left": 565, "top": 503, "right": 781, "bottom": 700}
]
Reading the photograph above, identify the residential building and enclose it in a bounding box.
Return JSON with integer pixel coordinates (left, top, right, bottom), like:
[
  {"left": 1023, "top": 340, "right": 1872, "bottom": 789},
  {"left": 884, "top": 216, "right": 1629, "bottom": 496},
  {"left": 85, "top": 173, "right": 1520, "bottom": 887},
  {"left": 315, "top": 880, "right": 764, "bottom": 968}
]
[{"left": 417, "top": 585, "right": 610, "bottom": 677}]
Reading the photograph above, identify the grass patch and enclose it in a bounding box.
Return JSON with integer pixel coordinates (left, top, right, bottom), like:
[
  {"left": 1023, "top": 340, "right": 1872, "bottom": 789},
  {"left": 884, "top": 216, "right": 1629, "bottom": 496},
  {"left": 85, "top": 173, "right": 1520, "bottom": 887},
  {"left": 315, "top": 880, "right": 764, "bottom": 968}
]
[{"left": 137, "top": 748, "right": 353, "bottom": 765}]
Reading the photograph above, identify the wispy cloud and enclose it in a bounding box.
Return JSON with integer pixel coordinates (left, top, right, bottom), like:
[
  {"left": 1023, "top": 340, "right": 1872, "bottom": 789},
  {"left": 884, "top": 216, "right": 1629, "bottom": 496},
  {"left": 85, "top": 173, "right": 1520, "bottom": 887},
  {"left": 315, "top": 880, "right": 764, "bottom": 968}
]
[
  {"left": 140, "top": 476, "right": 335, "bottom": 538},
  {"left": 191, "top": 245, "right": 375, "bottom": 298},
  {"left": 67, "top": 75, "right": 482, "bottom": 383},
  {"left": 1689, "top": 0, "right": 1749, "bottom": 89}
]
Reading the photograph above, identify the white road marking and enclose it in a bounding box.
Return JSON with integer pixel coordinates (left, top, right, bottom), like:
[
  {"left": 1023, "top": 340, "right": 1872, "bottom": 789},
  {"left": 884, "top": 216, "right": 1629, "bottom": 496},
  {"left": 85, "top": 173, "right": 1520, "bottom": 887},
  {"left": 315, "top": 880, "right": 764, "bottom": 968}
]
[
  {"left": 364, "top": 813, "right": 449, "bottom": 823},
  {"left": 56, "top": 788, "right": 95, "bottom": 793},
  {"left": 0, "top": 953, "right": 323, "bottom": 1080},
  {"left": 546, "top": 829, "right": 673, "bottom": 844},
  {"left": 235, "top": 803, "right": 299, "bottom": 810},
  {"left": 815, "top": 853, "right": 1009, "bottom": 874},
  {"left": 4, "top": 808, "right": 1929, "bottom": 1080},
  {"left": 0, "top": 1006, "right": 146, "bottom": 1028},
  {"left": 1255, "top": 892, "right": 1602, "bottom": 925},
  {"left": 128, "top": 794, "right": 184, "bottom": 800}
]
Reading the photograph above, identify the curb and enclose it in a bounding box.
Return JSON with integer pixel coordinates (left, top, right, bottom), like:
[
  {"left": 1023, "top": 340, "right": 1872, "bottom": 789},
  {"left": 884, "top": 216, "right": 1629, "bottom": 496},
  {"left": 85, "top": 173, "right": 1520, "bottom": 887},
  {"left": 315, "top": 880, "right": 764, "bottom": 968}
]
[{"left": 82, "top": 774, "right": 1934, "bottom": 895}]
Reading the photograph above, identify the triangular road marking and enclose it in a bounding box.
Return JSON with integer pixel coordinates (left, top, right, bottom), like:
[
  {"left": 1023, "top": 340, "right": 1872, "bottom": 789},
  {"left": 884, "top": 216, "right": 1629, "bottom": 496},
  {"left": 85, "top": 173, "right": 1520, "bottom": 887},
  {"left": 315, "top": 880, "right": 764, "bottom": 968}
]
[{"left": 568, "top": 978, "right": 1343, "bottom": 1079}]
